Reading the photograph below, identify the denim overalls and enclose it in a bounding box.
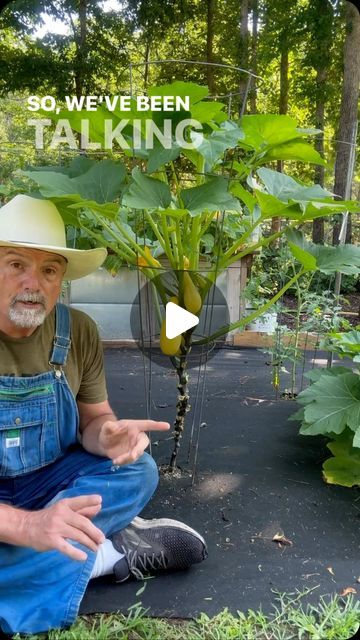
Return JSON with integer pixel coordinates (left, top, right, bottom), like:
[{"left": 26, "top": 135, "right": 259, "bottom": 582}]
[{"left": 0, "top": 303, "right": 158, "bottom": 635}]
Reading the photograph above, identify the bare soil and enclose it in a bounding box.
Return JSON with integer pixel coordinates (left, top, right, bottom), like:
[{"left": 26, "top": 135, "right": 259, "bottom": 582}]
[{"left": 278, "top": 293, "right": 360, "bottom": 331}]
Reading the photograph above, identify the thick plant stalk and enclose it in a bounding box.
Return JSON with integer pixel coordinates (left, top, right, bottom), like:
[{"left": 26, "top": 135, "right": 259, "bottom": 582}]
[
  {"left": 291, "top": 273, "right": 302, "bottom": 397},
  {"left": 169, "top": 331, "right": 192, "bottom": 469}
]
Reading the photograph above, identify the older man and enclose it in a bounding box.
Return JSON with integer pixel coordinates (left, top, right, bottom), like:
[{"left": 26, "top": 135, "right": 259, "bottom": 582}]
[{"left": 0, "top": 194, "right": 207, "bottom": 635}]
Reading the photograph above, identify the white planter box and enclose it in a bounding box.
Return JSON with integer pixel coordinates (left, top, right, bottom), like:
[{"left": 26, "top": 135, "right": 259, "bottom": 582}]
[{"left": 68, "top": 256, "right": 255, "bottom": 342}]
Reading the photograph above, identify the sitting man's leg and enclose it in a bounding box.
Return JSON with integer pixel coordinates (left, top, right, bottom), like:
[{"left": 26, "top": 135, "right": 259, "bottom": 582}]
[
  {"left": 0, "top": 446, "right": 206, "bottom": 636},
  {"left": 50, "top": 447, "right": 207, "bottom": 582}
]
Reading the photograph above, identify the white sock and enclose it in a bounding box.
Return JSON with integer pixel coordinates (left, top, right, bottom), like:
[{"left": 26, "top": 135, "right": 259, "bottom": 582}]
[{"left": 90, "top": 538, "right": 124, "bottom": 579}]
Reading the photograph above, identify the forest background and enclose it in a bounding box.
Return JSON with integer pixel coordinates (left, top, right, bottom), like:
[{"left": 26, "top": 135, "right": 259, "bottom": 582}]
[{"left": 0, "top": 0, "right": 359, "bottom": 250}]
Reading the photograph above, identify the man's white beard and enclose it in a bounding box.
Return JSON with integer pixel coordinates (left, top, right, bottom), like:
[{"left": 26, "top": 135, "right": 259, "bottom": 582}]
[{"left": 9, "top": 293, "right": 47, "bottom": 328}]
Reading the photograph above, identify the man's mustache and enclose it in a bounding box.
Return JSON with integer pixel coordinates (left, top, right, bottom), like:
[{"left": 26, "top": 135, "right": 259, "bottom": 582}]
[{"left": 11, "top": 293, "right": 46, "bottom": 307}]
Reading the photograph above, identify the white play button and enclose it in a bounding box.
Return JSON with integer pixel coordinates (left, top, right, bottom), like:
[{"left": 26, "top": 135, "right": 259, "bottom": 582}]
[
  {"left": 165, "top": 302, "right": 199, "bottom": 339},
  {"left": 131, "top": 270, "right": 230, "bottom": 368}
]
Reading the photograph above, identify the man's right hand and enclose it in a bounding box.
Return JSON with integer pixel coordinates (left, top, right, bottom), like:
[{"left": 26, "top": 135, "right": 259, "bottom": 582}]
[{"left": 21, "top": 495, "right": 105, "bottom": 562}]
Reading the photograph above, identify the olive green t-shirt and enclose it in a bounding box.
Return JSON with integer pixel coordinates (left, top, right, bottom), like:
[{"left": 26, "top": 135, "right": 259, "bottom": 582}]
[{"left": 0, "top": 307, "right": 108, "bottom": 404}]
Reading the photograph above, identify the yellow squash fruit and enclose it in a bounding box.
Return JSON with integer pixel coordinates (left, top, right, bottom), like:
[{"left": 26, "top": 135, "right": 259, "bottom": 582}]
[
  {"left": 183, "top": 272, "right": 202, "bottom": 314},
  {"left": 183, "top": 256, "right": 190, "bottom": 270},
  {"left": 159, "top": 319, "right": 182, "bottom": 356},
  {"left": 137, "top": 246, "right": 161, "bottom": 268}
]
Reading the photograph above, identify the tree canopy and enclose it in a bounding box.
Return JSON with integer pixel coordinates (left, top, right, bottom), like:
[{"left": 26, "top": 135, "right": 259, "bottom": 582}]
[{"left": 0, "top": 0, "right": 359, "bottom": 243}]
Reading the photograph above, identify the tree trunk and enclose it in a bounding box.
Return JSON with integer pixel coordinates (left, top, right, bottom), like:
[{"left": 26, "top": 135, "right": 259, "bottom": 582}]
[
  {"left": 249, "top": 0, "right": 258, "bottom": 113},
  {"left": 279, "top": 47, "right": 289, "bottom": 116},
  {"left": 308, "top": 0, "right": 333, "bottom": 243},
  {"left": 74, "top": 0, "right": 87, "bottom": 99},
  {"left": 238, "top": 0, "right": 249, "bottom": 115},
  {"left": 332, "top": 1, "right": 360, "bottom": 245},
  {"left": 312, "top": 67, "right": 326, "bottom": 243},
  {"left": 143, "top": 39, "right": 151, "bottom": 88},
  {"left": 206, "top": 0, "right": 215, "bottom": 94},
  {"left": 271, "top": 46, "right": 288, "bottom": 242}
]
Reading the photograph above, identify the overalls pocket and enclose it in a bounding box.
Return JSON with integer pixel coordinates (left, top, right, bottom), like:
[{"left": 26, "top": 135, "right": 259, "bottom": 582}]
[{"left": 0, "top": 384, "right": 61, "bottom": 477}]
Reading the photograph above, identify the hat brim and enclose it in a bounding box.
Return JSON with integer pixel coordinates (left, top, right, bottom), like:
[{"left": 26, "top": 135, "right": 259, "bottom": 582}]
[{"left": 0, "top": 240, "right": 107, "bottom": 280}]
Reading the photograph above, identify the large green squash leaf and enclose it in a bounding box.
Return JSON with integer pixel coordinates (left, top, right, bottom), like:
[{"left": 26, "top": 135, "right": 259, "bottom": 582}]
[
  {"left": 180, "top": 177, "right": 241, "bottom": 216},
  {"left": 147, "top": 143, "right": 181, "bottom": 173},
  {"left": 45, "top": 103, "right": 151, "bottom": 153},
  {"left": 288, "top": 407, "right": 305, "bottom": 422},
  {"left": 148, "top": 81, "right": 208, "bottom": 105},
  {"left": 260, "top": 141, "right": 326, "bottom": 165},
  {"left": 230, "top": 183, "right": 256, "bottom": 213},
  {"left": 302, "top": 199, "right": 360, "bottom": 220},
  {"left": 160, "top": 208, "right": 188, "bottom": 219},
  {"left": 238, "top": 114, "right": 317, "bottom": 151},
  {"left": 285, "top": 229, "right": 360, "bottom": 275},
  {"left": 21, "top": 160, "right": 126, "bottom": 204},
  {"left": 191, "top": 101, "right": 227, "bottom": 124},
  {"left": 323, "top": 431, "right": 360, "bottom": 487},
  {"left": 316, "top": 244, "right": 360, "bottom": 275},
  {"left": 305, "top": 366, "right": 351, "bottom": 382},
  {"left": 48, "top": 198, "right": 83, "bottom": 226},
  {"left": 287, "top": 242, "right": 317, "bottom": 271},
  {"left": 66, "top": 156, "right": 97, "bottom": 177},
  {"left": 25, "top": 156, "right": 96, "bottom": 178},
  {"left": 254, "top": 191, "right": 302, "bottom": 218},
  {"left": 284, "top": 229, "right": 318, "bottom": 270},
  {"left": 323, "top": 331, "right": 360, "bottom": 362},
  {"left": 192, "top": 122, "right": 243, "bottom": 169},
  {"left": 122, "top": 167, "right": 172, "bottom": 209},
  {"left": 257, "top": 168, "right": 333, "bottom": 201},
  {"left": 298, "top": 371, "right": 360, "bottom": 437},
  {"left": 67, "top": 200, "right": 119, "bottom": 220},
  {"left": 47, "top": 105, "right": 124, "bottom": 144},
  {"left": 21, "top": 171, "right": 80, "bottom": 198}
]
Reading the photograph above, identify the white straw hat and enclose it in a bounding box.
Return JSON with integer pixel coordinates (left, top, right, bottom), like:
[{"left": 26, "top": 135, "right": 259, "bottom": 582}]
[{"left": 0, "top": 194, "right": 107, "bottom": 280}]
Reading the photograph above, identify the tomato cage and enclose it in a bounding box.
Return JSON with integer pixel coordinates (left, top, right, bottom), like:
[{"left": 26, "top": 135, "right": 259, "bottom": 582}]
[{"left": 127, "top": 58, "right": 262, "bottom": 118}]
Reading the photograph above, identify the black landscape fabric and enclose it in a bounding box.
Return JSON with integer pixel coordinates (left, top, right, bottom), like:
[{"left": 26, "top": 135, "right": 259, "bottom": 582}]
[{"left": 80, "top": 347, "right": 360, "bottom": 618}]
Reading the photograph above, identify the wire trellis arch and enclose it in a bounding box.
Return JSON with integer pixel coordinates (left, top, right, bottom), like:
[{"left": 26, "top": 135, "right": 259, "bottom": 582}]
[{"left": 127, "top": 58, "right": 261, "bottom": 481}]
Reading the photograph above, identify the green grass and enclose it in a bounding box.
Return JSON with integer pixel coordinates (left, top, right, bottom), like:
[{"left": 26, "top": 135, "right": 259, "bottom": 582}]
[{"left": 10, "top": 588, "right": 360, "bottom": 640}]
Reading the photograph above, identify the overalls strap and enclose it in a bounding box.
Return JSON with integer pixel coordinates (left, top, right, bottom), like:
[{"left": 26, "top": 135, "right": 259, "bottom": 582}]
[{"left": 49, "top": 303, "right": 71, "bottom": 366}]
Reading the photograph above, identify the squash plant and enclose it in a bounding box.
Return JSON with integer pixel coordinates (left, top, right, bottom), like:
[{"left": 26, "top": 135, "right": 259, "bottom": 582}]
[
  {"left": 20, "top": 81, "right": 360, "bottom": 470},
  {"left": 290, "top": 329, "right": 360, "bottom": 488}
]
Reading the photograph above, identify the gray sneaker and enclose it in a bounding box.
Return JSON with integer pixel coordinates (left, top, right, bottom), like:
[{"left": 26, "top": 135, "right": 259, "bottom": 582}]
[{"left": 110, "top": 516, "right": 208, "bottom": 583}]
